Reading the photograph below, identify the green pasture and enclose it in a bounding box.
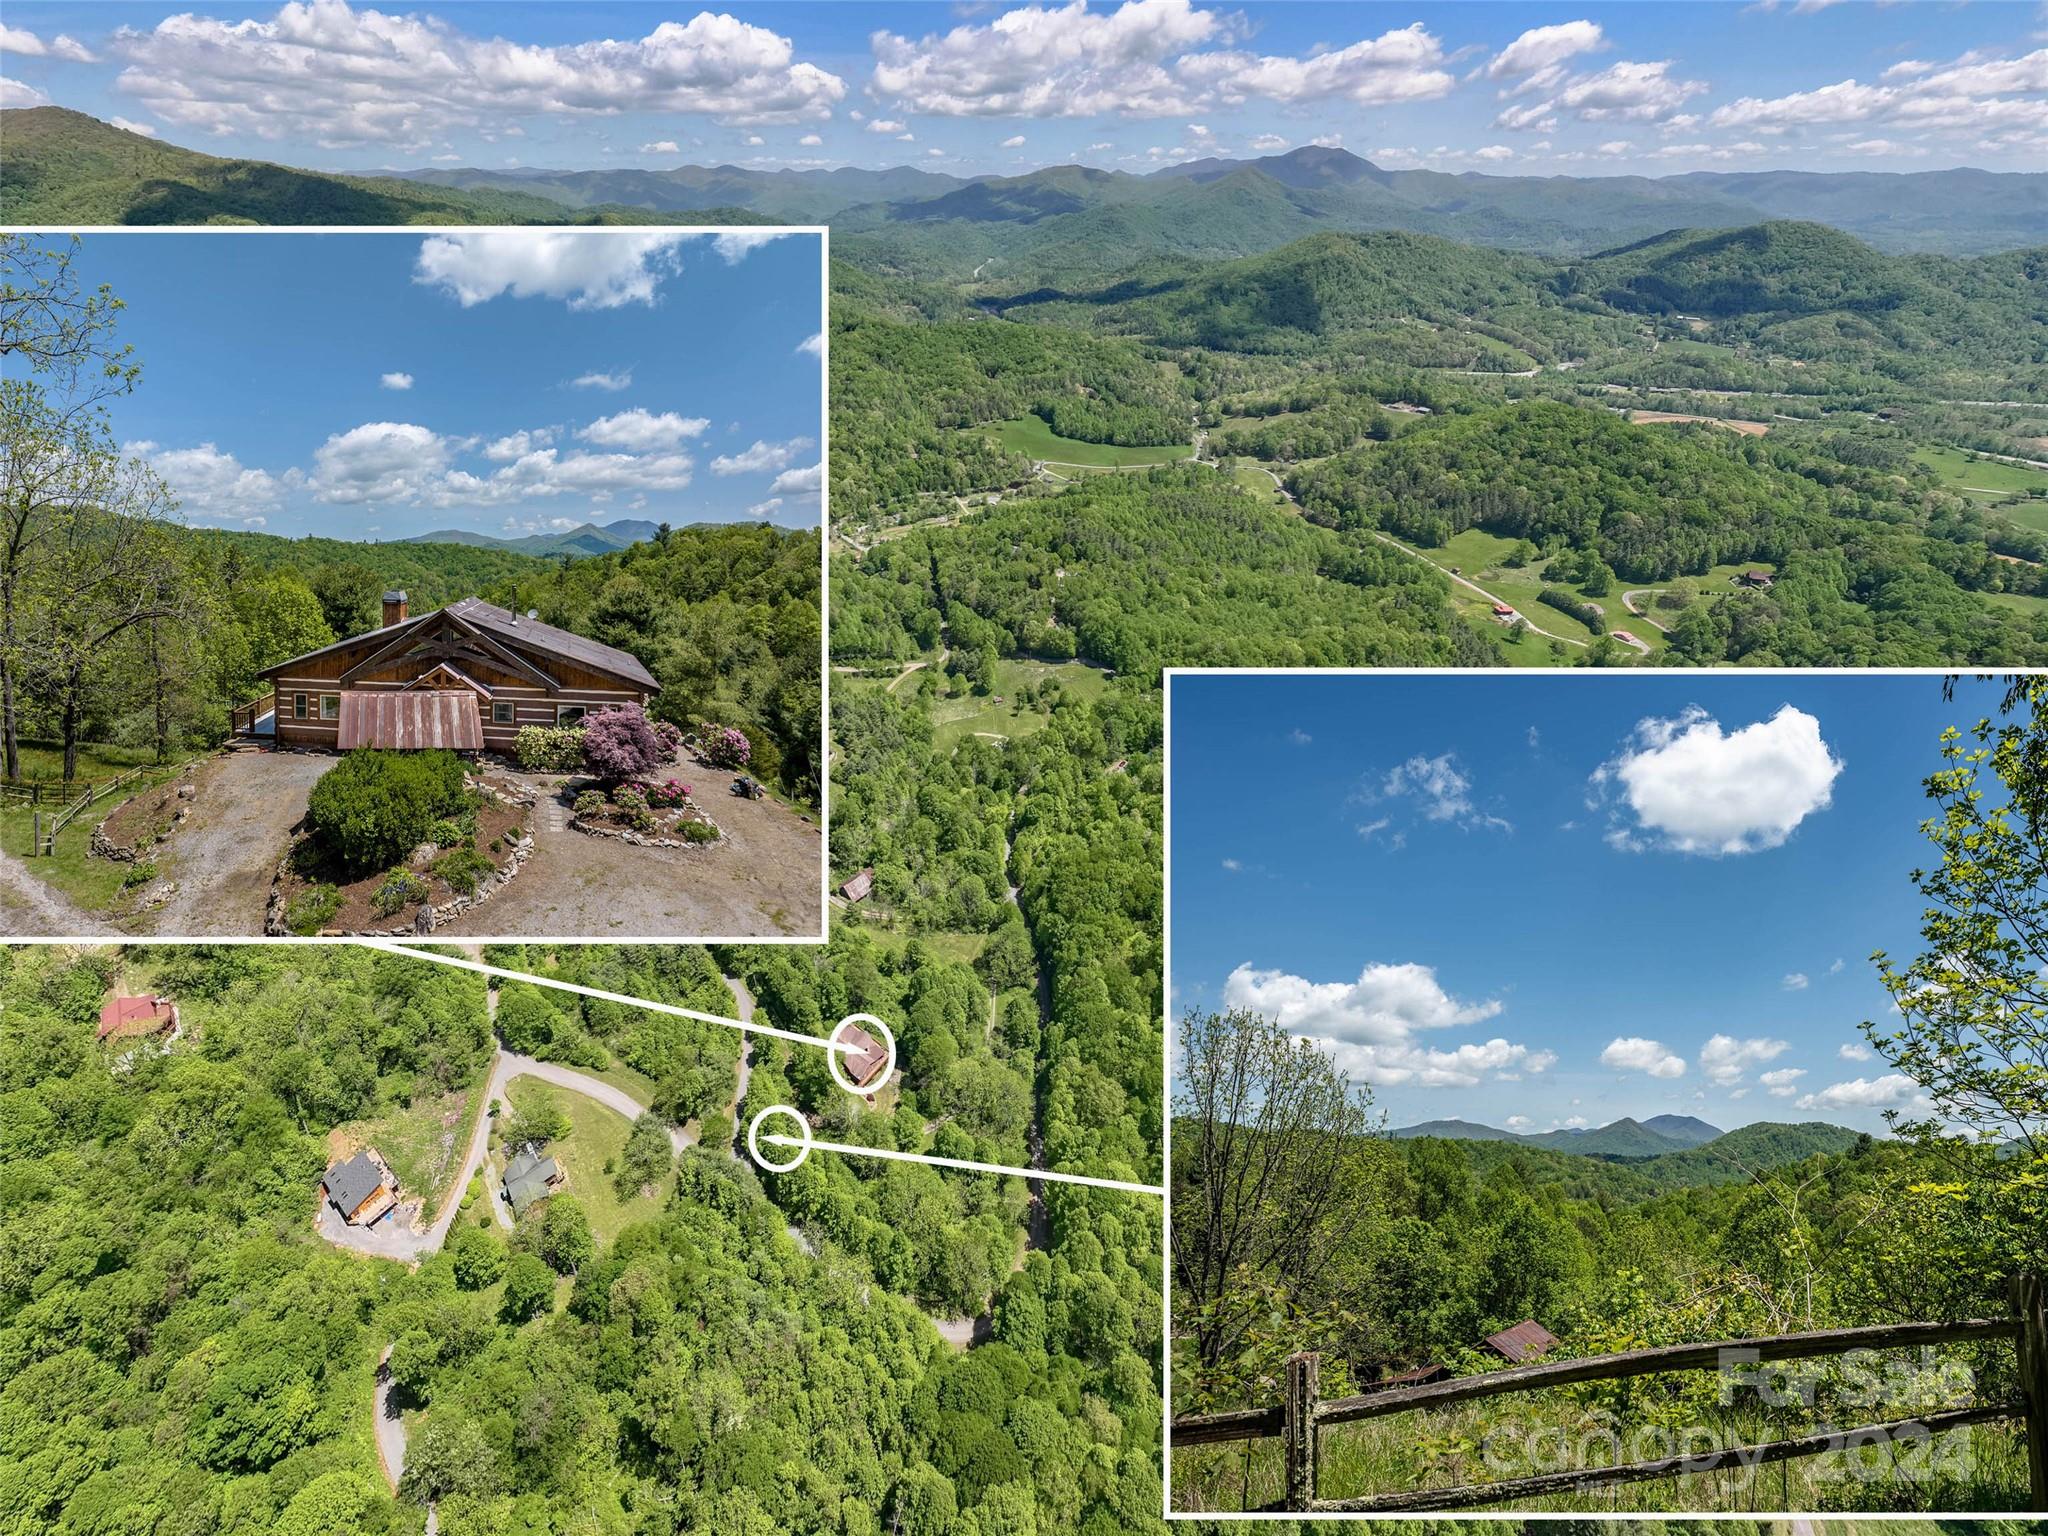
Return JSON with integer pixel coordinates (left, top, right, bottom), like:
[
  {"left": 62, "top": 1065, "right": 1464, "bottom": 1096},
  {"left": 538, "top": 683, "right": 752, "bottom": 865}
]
[
  {"left": 927, "top": 657, "right": 1111, "bottom": 751},
  {"left": 1914, "top": 445, "right": 2048, "bottom": 504},
  {"left": 991, "top": 415, "right": 1189, "bottom": 467}
]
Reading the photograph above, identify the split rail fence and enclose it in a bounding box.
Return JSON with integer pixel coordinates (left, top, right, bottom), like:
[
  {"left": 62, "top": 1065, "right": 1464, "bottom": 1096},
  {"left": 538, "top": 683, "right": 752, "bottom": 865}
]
[
  {"left": 25, "top": 766, "right": 150, "bottom": 857},
  {"left": 1172, "top": 1273, "right": 2048, "bottom": 1513}
]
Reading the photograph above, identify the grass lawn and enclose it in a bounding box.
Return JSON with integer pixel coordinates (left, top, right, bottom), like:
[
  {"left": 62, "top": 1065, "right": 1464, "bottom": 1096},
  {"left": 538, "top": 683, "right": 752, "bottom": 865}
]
[
  {"left": 1, "top": 741, "right": 160, "bottom": 786},
  {"left": 1985, "top": 591, "right": 2048, "bottom": 620},
  {"left": 1915, "top": 445, "right": 2048, "bottom": 504},
  {"left": 991, "top": 415, "right": 1188, "bottom": 467},
  {"left": 1403, "top": 530, "right": 1597, "bottom": 646},
  {"left": 499, "top": 1077, "right": 670, "bottom": 1245},
  {"left": 856, "top": 923, "right": 991, "bottom": 971},
  {"left": 928, "top": 658, "right": 1111, "bottom": 752},
  {"left": 1228, "top": 463, "right": 1285, "bottom": 505},
  {"left": 0, "top": 760, "right": 190, "bottom": 910},
  {"left": 336, "top": 1084, "right": 478, "bottom": 1212}
]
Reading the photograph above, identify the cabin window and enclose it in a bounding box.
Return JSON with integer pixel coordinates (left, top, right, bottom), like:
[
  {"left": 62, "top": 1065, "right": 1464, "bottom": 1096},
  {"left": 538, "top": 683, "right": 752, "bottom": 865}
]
[
  {"left": 292, "top": 693, "right": 308, "bottom": 720},
  {"left": 556, "top": 704, "right": 587, "bottom": 726},
  {"left": 319, "top": 694, "right": 340, "bottom": 721},
  {"left": 492, "top": 701, "right": 515, "bottom": 725}
]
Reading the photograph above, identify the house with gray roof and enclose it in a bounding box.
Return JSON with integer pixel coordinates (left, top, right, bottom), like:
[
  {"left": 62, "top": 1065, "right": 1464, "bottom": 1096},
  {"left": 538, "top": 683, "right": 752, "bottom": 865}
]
[{"left": 502, "top": 1143, "right": 564, "bottom": 1216}]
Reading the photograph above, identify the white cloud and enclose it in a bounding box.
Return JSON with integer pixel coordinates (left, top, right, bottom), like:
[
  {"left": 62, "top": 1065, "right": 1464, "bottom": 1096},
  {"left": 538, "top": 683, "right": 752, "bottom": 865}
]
[
  {"left": 1505, "top": 1114, "right": 1533, "bottom": 1131},
  {"left": 0, "top": 77, "right": 49, "bottom": 109},
  {"left": 1249, "top": 132, "right": 1288, "bottom": 151},
  {"left": 1709, "top": 46, "right": 2048, "bottom": 136},
  {"left": 1373, "top": 752, "right": 1512, "bottom": 833},
  {"left": 483, "top": 429, "right": 554, "bottom": 461},
  {"left": 1839, "top": 1042, "right": 1873, "bottom": 1062},
  {"left": 1700, "top": 1033, "right": 1790, "bottom": 1085},
  {"left": 1177, "top": 24, "right": 1457, "bottom": 110},
  {"left": 769, "top": 461, "right": 822, "bottom": 497},
  {"left": 1470, "top": 143, "right": 1516, "bottom": 161},
  {"left": 130, "top": 441, "right": 287, "bottom": 518},
  {"left": 570, "top": 369, "right": 633, "bottom": 392},
  {"left": 1488, "top": 20, "right": 1605, "bottom": 80},
  {"left": 1602, "top": 1036, "right": 1686, "bottom": 1079},
  {"left": 310, "top": 421, "right": 449, "bottom": 504},
  {"left": 1828, "top": 958, "right": 1846, "bottom": 976},
  {"left": 1782, "top": 972, "right": 1809, "bottom": 991},
  {"left": 379, "top": 371, "right": 413, "bottom": 391},
  {"left": 709, "top": 229, "right": 796, "bottom": 264},
  {"left": 578, "top": 408, "right": 711, "bottom": 451},
  {"left": 1002, "top": 133, "right": 1027, "bottom": 147},
  {"left": 1220, "top": 857, "right": 1242, "bottom": 872},
  {"left": 745, "top": 496, "right": 783, "bottom": 518},
  {"left": 415, "top": 231, "right": 689, "bottom": 310},
  {"left": 1761, "top": 1068, "right": 1807, "bottom": 1097},
  {"left": 640, "top": 139, "right": 682, "bottom": 154},
  {"left": 1, "top": 25, "right": 96, "bottom": 62},
  {"left": 799, "top": 132, "right": 823, "bottom": 146},
  {"left": 110, "top": 4, "right": 845, "bottom": 147},
  {"left": 110, "top": 116, "right": 160, "bottom": 138},
  {"left": 1222, "top": 960, "right": 1546, "bottom": 1088},
  {"left": 796, "top": 332, "right": 824, "bottom": 357},
  {"left": 744, "top": 133, "right": 764, "bottom": 146},
  {"left": 712, "top": 437, "right": 812, "bottom": 475},
  {"left": 1593, "top": 704, "right": 1843, "bottom": 855},
  {"left": 1796, "top": 1074, "right": 1922, "bottom": 1111},
  {"left": 1553, "top": 58, "right": 1707, "bottom": 122},
  {"left": 868, "top": 119, "right": 908, "bottom": 134}
]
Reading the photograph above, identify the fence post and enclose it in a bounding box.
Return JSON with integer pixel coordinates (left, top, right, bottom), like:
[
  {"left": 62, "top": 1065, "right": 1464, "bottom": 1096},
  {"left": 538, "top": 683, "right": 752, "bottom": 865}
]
[
  {"left": 30, "top": 809, "right": 38, "bottom": 858},
  {"left": 1283, "top": 1350, "right": 1320, "bottom": 1512},
  {"left": 2015, "top": 1273, "right": 2048, "bottom": 1511}
]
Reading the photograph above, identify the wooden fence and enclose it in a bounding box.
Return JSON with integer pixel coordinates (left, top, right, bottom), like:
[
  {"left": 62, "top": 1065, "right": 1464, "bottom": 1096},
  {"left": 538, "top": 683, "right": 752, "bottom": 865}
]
[
  {"left": 1172, "top": 1273, "right": 2048, "bottom": 1513},
  {"left": 24, "top": 766, "right": 149, "bottom": 857}
]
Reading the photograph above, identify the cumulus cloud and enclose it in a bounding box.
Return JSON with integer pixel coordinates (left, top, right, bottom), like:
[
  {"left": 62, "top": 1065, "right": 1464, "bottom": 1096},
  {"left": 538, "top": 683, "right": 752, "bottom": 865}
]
[
  {"left": 110, "top": 3, "right": 844, "bottom": 147},
  {"left": 0, "top": 77, "right": 49, "bottom": 108},
  {"left": 796, "top": 332, "right": 824, "bottom": 357},
  {"left": 769, "top": 461, "right": 822, "bottom": 496},
  {"left": 1, "top": 25, "right": 96, "bottom": 62},
  {"left": 310, "top": 421, "right": 450, "bottom": 504},
  {"left": 870, "top": 1, "right": 1450, "bottom": 119},
  {"left": 1488, "top": 19, "right": 1605, "bottom": 80},
  {"left": 1839, "top": 1041, "right": 1873, "bottom": 1061},
  {"left": 1602, "top": 1036, "right": 1686, "bottom": 1078},
  {"left": 1592, "top": 704, "right": 1843, "bottom": 855},
  {"left": 1699, "top": 1033, "right": 1790, "bottom": 1086},
  {"left": 110, "top": 117, "right": 160, "bottom": 137},
  {"left": 1708, "top": 46, "right": 2048, "bottom": 137},
  {"left": 578, "top": 408, "right": 711, "bottom": 451},
  {"left": 570, "top": 369, "right": 632, "bottom": 391},
  {"left": 1505, "top": 1114, "right": 1533, "bottom": 1131},
  {"left": 1783, "top": 972, "right": 1809, "bottom": 991},
  {"left": 711, "top": 437, "right": 813, "bottom": 475},
  {"left": 483, "top": 429, "right": 554, "bottom": 461},
  {"left": 640, "top": 139, "right": 681, "bottom": 154},
  {"left": 799, "top": 132, "right": 822, "bottom": 146},
  {"left": 130, "top": 441, "right": 288, "bottom": 519},
  {"left": 1761, "top": 1067, "right": 1807, "bottom": 1097},
  {"left": 310, "top": 420, "right": 695, "bottom": 507},
  {"left": 1002, "top": 133, "right": 1027, "bottom": 147},
  {"left": 745, "top": 496, "right": 783, "bottom": 518},
  {"left": 1796, "top": 1074, "right": 1923, "bottom": 1111},
  {"left": 1221, "top": 960, "right": 1550, "bottom": 1088},
  {"left": 709, "top": 229, "right": 795, "bottom": 263},
  {"left": 415, "top": 231, "right": 689, "bottom": 310},
  {"left": 379, "top": 371, "right": 413, "bottom": 391}
]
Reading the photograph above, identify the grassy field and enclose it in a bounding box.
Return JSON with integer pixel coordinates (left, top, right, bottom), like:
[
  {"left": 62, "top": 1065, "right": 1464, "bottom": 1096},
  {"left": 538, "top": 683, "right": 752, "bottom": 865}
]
[
  {"left": 1413, "top": 530, "right": 1598, "bottom": 646},
  {"left": 1985, "top": 590, "right": 2048, "bottom": 620},
  {"left": 1, "top": 741, "right": 160, "bottom": 785},
  {"left": 0, "top": 760, "right": 191, "bottom": 911},
  {"left": 499, "top": 1078, "right": 670, "bottom": 1244},
  {"left": 1914, "top": 445, "right": 2048, "bottom": 505},
  {"left": 992, "top": 415, "right": 1189, "bottom": 467},
  {"left": 336, "top": 1085, "right": 477, "bottom": 1212},
  {"left": 928, "top": 657, "right": 1112, "bottom": 751},
  {"left": 1228, "top": 463, "right": 1285, "bottom": 505}
]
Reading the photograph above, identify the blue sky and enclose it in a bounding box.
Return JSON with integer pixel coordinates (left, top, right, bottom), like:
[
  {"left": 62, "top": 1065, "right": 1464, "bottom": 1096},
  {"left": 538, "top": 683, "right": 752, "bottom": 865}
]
[
  {"left": 1168, "top": 671, "right": 2013, "bottom": 1136},
  {"left": 56, "top": 230, "right": 823, "bottom": 539},
  {"left": 4, "top": 1, "right": 2044, "bottom": 177}
]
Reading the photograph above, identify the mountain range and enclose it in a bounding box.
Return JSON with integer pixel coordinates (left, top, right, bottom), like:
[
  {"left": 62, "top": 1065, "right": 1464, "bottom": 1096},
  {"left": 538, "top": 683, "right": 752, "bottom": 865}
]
[
  {"left": 1390, "top": 1114, "right": 1862, "bottom": 1161},
  {"left": 402, "top": 518, "right": 663, "bottom": 559},
  {"left": 5, "top": 110, "right": 2042, "bottom": 264}
]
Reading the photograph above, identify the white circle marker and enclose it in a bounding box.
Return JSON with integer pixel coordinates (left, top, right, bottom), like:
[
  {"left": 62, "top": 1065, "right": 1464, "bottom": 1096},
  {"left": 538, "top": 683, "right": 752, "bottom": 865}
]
[
  {"left": 747, "top": 1105, "right": 812, "bottom": 1172},
  {"left": 827, "top": 1012, "right": 897, "bottom": 1099}
]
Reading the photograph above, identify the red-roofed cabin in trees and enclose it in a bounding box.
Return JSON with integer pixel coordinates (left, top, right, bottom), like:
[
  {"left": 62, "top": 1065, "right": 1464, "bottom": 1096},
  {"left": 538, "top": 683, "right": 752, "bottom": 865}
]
[
  {"left": 1483, "top": 1319, "right": 1559, "bottom": 1364},
  {"left": 97, "top": 994, "right": 178, "bottom": 1042},
  {"left": 837, "top": 1022, "right": 891, "bottom": 1091},
  {"left": 839, "top": 868, "right": 874, "bottom": 903},
  {"left": 258, "top": 592, "right": 657, "bottom": 753}
]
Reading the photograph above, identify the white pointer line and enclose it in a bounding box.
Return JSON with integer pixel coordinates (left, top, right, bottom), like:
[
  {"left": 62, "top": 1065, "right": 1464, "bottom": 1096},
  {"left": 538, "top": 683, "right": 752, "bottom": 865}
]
[
  {"left": 364, "top": 940, "right": 859, "bottom": 1056},
  {"left": 764, "top": 1133, "right": 1165, "bottom": 1196}
]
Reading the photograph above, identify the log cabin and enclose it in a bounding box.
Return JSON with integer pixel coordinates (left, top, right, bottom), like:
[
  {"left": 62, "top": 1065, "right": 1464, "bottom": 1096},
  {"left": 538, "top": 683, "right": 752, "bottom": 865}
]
[{"left": 258, "top": 591, "right": 658, "bottom": 753}]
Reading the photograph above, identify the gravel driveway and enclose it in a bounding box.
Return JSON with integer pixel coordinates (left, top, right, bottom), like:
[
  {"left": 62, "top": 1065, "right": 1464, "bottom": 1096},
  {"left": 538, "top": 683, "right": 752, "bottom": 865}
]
[
  {"left": 439, "top": 763, "right": 822, "bottom": 939},
  {"left": 144, "top": 751, "right": 331, "bottom": 936}
]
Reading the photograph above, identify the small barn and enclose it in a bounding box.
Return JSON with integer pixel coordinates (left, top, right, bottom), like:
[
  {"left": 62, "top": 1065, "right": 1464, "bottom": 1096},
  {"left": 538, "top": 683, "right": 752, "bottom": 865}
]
[
  {"left": 323, "top": 1151, "right": 397, "bottom": 1226},
  {"left": 97, "top": 994, "right": 178, "bottom": 1043},
  {"left": 503, "top": 1144, "right": 564, "bottom": 1216},
  {"left": 1483, "top": 1319, "right": 1559, "bottom": 1364},
  {"left": 257, "top": 593, "right": 658, "bottom": 753},
  {"left": 839, "top": 868, "right": 874, "bottom": 904}
]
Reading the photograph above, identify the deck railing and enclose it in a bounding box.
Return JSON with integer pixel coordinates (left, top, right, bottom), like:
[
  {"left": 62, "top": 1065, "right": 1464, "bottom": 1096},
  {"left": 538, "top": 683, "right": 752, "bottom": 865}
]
[
  {"left": 230, "top": 692, "right": 276, "bottom": 738},
  {"left": 1172, "top": 1273, "right": 2048, "bottom": 1513}
]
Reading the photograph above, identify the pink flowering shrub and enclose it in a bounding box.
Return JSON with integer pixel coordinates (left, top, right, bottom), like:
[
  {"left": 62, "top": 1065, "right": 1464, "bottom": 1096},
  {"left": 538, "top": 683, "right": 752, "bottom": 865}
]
[
  {"left": 652, "top": 719, "right": 684, "bottom": 758},
  {"left": 582, "top": 704, "right": 668, "bottom": 782},
  {"left": 645, "top": 778, "right": 689, "bottom": 808},
  {"left": 703, "top": 726, "right": 751, "bottom": 770}
]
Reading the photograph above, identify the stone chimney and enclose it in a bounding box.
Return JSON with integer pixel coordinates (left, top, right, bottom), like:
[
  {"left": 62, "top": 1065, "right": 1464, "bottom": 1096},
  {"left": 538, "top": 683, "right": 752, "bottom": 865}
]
[{"left": 382, "top": 590, "right": 408, "bottom": 627}]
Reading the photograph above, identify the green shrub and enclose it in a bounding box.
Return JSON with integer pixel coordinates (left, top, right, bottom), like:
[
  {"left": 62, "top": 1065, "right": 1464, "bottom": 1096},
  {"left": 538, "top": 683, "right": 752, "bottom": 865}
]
[
  {"left": 306, "top": 750, "right": 469, "bottom": 875},
  {"left": 370, "top": 868, "right": 431, "bottom": 918},
  {"left": 285, "top": 884, "right": 343, "bottom": 936},
  {"left": 425, "top": 818, "right": 464, "bottom": 848},
  {"left": 432, "top": 845, "right": 495, "bottom": 897},
  {"left": 120, "top": 860, "right": 158, "bottom": 889},
  {"left": 573, "top": 789, "right": 606, "bottom": 817},
  {"left": 514, "top": 725, "right": 585, "bottom": 773},
  {"left": 680, "top": 820, "right": 718, "bottom": 844}
]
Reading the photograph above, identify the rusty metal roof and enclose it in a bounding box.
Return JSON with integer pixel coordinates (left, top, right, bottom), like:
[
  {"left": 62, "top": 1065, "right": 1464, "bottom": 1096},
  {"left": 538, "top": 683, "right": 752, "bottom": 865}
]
[
  {"left": 839, "top": 1023, "right": 889, "bottom": 1087},
  {"left": 1483, "top": 1320, "right": 1559, "bottom": 1363},
  {"left": 840, "top": 868, "right": 874, "bottom": 902},
  {"left": 98, "top": 995, "right": 175, "bottom": 1039},
  {"left": 338, "top": 690, "right": 483, "bottom": 750}
]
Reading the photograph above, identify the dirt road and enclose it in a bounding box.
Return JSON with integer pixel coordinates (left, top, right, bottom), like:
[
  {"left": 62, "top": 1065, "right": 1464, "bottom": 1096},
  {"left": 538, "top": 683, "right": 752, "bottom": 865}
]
[
  {"left": 146, "top": 752, "right": 330, "bottom": 936},
  {"left": 439, "top": 762, "right": 822, "bottom": 939},
  {"left": 0, "top": 850, "right": 115, "bottom": 936}
]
